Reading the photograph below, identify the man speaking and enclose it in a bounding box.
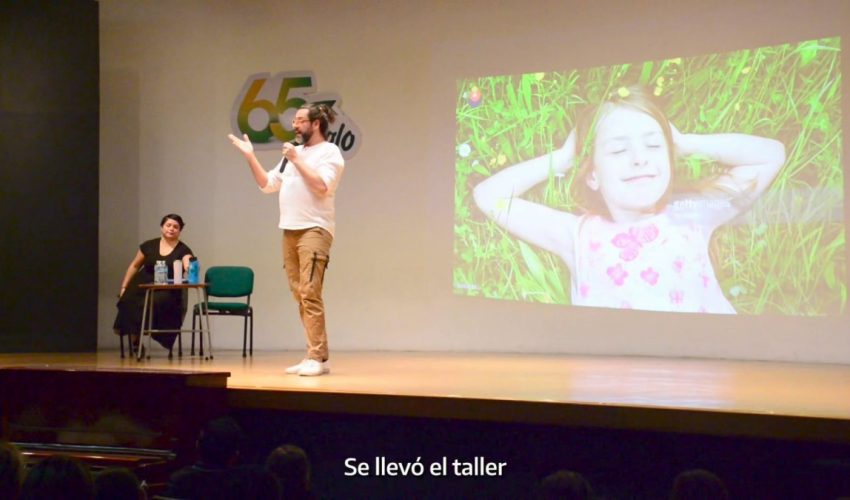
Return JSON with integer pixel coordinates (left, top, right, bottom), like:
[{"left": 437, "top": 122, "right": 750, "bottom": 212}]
[{"left": 228, "top": 103, "right": 344, "bottom": 376}]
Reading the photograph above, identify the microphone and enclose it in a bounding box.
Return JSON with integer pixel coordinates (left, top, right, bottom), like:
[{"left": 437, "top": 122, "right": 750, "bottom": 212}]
[{"left": 279, "top": 139, "right": 301, "bottom": 172}]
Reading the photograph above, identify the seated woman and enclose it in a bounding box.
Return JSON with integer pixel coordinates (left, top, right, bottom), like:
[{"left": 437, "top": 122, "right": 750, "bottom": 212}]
[{"left": 114, "top": 213, "right": 194, "bottom": 356}]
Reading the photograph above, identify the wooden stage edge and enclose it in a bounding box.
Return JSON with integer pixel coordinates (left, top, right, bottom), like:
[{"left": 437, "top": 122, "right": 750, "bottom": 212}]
[{"left": 2, "top": 350, "right": 850, "bottom": 443}]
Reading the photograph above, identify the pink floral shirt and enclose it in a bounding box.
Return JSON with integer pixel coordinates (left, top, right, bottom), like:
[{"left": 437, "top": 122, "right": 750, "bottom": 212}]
[{"left": 571, "top": 211, "right": 735, "bottom": 314}]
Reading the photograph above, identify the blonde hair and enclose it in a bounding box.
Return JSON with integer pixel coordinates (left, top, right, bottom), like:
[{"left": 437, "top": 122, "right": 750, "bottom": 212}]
[{"left": 570, "top": 85, "right": 676, "bottom": 217}]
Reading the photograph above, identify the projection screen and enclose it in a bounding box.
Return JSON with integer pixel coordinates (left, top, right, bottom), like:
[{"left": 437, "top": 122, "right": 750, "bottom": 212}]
[{"left": 454, "top": 36, "right": 843, "bottom": 317}]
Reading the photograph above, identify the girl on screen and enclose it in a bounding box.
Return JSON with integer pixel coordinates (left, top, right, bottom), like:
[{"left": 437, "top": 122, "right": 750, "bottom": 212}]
[{"left": 473, "top": 85, "right": 786, "bottom": 313}]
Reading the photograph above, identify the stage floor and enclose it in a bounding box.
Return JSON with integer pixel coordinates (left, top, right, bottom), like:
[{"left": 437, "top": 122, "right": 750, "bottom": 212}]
[{"left": 2, "top": 350, "right": 849, "bottom": 442}]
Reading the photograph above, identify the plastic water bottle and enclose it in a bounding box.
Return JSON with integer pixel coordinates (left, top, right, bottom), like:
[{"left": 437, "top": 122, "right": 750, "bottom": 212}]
[
  {"left": 154, "top": 260, "right": 168, "bottom": 284},
  {"left": 187, "top": 257, "right": 200, "bottom": 284},
  {"left": 173, "top": 260, "right": 183, "bottom": 284}
]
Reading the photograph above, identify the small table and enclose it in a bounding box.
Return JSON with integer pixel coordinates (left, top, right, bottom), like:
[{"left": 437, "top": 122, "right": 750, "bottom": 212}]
[{"left": 138, "top": 283, "right": 213, "bottom": 361}]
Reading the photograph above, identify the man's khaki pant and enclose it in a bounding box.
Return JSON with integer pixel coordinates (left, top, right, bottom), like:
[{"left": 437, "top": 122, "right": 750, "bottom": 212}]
[{"left": 282, "top": 227, "right": 332, "bottom": 362}]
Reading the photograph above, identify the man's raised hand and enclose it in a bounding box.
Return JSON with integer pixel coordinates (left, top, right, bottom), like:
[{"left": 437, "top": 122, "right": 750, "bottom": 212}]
[{"left": 228, "top": 133, "right": 254, "bottom": 155}]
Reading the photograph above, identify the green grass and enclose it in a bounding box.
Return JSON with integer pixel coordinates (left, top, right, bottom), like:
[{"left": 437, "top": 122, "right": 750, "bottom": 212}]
[{"left": 454, "top": 36, "right": 844, "bottom": 315}]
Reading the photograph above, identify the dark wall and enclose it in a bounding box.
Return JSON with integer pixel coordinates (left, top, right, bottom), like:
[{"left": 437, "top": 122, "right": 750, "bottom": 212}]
[{"left": 0, "top": 0, "right": 99, "bottom": 352}]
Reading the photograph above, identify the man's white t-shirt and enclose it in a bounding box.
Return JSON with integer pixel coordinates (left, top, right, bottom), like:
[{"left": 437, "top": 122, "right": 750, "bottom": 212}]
[{"left": 262, "top": 141, "right": 345, "bottom": 236}]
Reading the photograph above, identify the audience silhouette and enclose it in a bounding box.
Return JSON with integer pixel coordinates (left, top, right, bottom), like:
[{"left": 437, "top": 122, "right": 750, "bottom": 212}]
[
  {"left": 21, "top": 454, "right": 94, "bottom": 500},
  {"left": 164, "top": 416, "right": 249, "bottom": 500},
  {"left": 0, "top": 441, "right": 26, "bottom": 500},
  {"left": 95, "top": 467, "right": 145, "bottom": 500},
  {"left": 265, "top": 444, "right": 315, "bottom": 500},
  {"left": 669, "top": 468, "right": 730, "bottom": 500},
  {"left": 536, "top": 469, "right": 594, "bottom": 500}
]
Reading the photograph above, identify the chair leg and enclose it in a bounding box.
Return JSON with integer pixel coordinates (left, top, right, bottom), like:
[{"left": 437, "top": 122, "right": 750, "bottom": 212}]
[
  {"left": 242, "top": 316, "right": 247, "bottom": 358},
  {"left": 249, "top": 313, "right": 253, "bottom": 356},
  {"left": 178, "top": 330, "right": 183, "bottom": 357},
  {"left": 191, "top": 309, "right": 197, "bottom": 356},
  {"left": 120, "top": 334, "right": 125, "bottom": 359},
  {"left": 194, "top": 305, "right": 204, "bottom": 357}
]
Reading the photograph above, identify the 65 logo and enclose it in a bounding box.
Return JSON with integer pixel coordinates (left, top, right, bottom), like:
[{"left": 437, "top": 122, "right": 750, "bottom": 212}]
[{"left": 230, "top": 71, "right": 361, "bottom": 159}]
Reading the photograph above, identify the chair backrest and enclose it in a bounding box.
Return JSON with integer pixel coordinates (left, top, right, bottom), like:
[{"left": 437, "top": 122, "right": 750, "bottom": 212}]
[{"left": 204, "top": 266, "right": 254, "bottom": 298}]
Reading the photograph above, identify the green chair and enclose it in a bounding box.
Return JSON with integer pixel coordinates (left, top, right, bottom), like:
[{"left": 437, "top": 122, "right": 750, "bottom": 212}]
[{"left": 191, "top": 266, "right": 254, "bottom": 357}]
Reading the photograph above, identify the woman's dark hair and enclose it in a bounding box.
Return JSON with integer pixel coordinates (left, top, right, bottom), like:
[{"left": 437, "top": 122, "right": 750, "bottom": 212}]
[
  {"left": 160, "top": 213, "right": 185, "bottom": 230},
  {"left": 301, "top": 103, "right": 337, "bottom": 137}
]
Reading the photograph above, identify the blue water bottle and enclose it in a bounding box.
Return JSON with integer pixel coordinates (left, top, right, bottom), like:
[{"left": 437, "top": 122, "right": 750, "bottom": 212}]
[{"left": 187, "top": 257, "right": 200, "bottom": 284}]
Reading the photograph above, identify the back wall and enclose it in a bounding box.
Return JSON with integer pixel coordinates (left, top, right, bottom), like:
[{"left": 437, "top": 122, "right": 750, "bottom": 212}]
[{"left": 98, "top": 0, "right": 850, "bottom": 363}]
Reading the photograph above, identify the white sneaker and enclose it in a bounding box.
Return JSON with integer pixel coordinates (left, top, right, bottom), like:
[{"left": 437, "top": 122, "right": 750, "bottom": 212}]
[
  {"left": 285, "top": 359, "right": 308, "bottom": 375},
  {"left": 298, "top": 359, "right": 329, "bottom": 376}
]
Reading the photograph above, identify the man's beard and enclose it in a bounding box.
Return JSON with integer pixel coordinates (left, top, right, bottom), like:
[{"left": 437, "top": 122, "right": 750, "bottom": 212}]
[{"left": 298, "top": 128, "right": 313, "bottom": 145}]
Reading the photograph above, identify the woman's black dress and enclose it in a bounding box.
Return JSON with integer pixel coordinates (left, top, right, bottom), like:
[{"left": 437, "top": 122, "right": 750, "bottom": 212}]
[{"left": 114, "top": 238, "right": 194, "bottom": 350}]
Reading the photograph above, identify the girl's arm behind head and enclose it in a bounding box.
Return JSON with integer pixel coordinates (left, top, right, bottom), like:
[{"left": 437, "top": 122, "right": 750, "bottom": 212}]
[
  {"left": 673, "top": 128, "right": 786, "bottom": 228},
  {"left": 473, "top": 131, "right": 581, "bottom": 269}
]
